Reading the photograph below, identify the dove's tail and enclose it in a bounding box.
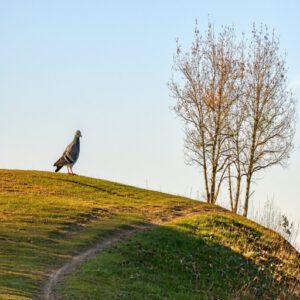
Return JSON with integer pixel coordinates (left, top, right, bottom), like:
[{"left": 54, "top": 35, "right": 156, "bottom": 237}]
[{"left": 55, "top": 166, "right": 63, "bottom": 172}]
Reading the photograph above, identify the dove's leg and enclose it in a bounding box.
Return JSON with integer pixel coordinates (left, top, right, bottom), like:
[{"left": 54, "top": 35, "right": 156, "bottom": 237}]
[
  {"left": 70, "top": 166, "right": 76, "bottom": 176},
  {"left": 67, "top": 166, "right": 71, "bottom": 175}
]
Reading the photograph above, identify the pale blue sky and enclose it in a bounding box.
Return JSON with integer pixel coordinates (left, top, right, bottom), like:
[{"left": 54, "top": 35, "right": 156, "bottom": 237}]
[{"left": 0, "top": 1, "right": 299, "bottom": 225}]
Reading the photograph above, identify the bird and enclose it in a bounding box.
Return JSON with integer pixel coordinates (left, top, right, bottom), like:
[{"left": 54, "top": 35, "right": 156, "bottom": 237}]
[{"left": 53, "top": 130, "right": 82, "bottom": 175}]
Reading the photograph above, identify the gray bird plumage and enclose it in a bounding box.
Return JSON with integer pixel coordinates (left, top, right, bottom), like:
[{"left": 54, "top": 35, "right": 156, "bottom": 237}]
[{"left": 54, "top": 130, "right": 82, "bottom": 174}]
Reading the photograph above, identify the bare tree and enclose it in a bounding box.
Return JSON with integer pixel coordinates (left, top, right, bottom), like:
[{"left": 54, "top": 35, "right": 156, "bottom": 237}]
[
  {"left": 170, "top": 23, "right": 296, "bottom": 214},
  {"left": 169, "top": 23, "right": 243, "bottom": 204},
  {"left": 242, "top": 25, "right": 296, "bottom": 217}
]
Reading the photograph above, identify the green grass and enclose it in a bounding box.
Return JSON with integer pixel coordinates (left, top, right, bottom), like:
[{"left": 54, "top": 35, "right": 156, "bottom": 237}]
[
  {"left": 0, "top": 169, "right": 209, "bottom": 299},
  {"left": 59, "top": 213, "right": 300, "bottom": 300},
  {"left": 1, "top": 170, "right": 299, "bottom": 299}
]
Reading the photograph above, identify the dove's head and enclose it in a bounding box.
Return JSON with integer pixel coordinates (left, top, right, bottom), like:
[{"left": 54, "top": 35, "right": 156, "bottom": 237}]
[{"left": 75, "top": 130, "right": 82, "bottom": 138}]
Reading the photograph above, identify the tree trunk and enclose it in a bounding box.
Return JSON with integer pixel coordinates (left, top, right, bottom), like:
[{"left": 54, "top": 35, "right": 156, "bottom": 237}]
[
  {"left": 228, "top": 165, "right": 234, "bottom": 211},
  {"left": 202, "top": 164, "right": 210, "bottom": 203},
  {"left": 243, "top": 119, "right": 257, "bottom": 217},
  {"left": 233, "top": 171, "right": 241, "bottom": 214},
  {"left": 243, "top": 173, "right": 252, "bottom": 217},
  {"left": 210, "top": 176, "right": 215, "bottom": 204}
]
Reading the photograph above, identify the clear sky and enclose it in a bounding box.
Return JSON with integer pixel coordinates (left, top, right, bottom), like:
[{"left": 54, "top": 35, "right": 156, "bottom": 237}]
[{"left": 0, "top": 1, "right": 299, "bottom": 226}]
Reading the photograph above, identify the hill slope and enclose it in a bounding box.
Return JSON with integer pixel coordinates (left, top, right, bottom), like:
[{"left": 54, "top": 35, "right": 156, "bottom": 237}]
[
  {"left": 59, "top": 213, "right": 300, "bottom": 299},
  {"left": 0, "top": 170, "right": 299, "bottom": 299},
  {"left": 0, "top": 170, "right": 211, "bottom": 299}
]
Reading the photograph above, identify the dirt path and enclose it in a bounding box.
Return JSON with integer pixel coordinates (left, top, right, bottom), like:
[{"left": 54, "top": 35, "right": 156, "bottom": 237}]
[
  {"left": 40, "top": 224, "right": 154, "bottom": 300},
  {"left": 40, "top": 207, "right": 227, "bottom": 300}
]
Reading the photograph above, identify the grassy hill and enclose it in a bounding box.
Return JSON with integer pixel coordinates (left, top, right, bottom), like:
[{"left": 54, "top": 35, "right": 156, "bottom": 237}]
[
  {"left": 0, "top": 169, "right": 210, "bottom": 299},
  {"left": 59, "top": 214, "right": 300, "bottom": 299},
  {"left": 0, "top": 170, "right": 299, "bottom": 299}
]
